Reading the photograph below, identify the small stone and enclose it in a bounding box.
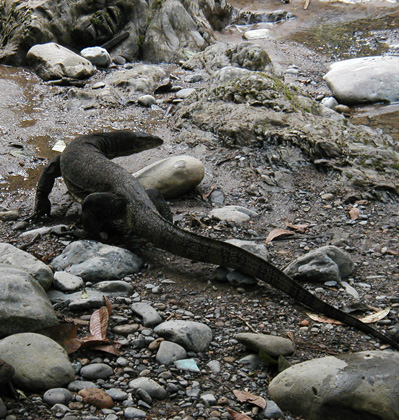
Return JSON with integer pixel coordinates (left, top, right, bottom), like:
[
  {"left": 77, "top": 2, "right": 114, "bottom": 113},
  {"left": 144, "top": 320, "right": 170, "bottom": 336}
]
[
  {"left": 78, "top": 388, "right": 114, "bottom": 409},
  {"left": 156, "top": 341, "right": 187, "bottom": 365},
  {"left": 236, "top": 333, "right": 294, "bottom": 357},
  {"left": 138, "top": 95, "right": 156, "bottom": 107},
  {"left": 262, "top": 399, "right": 285, "bottom": 419},
  {"left": 124, "top": 407, "right": 147, "bottom": 419},
  {"left": 80, "top": 363, "right": 113, "bottom": 380},
  {"left": 68, "top": 380, "right": 98, "bottom": 392},
  {"left": 112, "top": 324, "right": 139, "bottom": 335},
  {"left": 53, "top": 272, "right": 84, "bottom": 292},
  {"left": 43, "top": 388, "right": 73, "bottom": 405},
  {"left": 128, "top": 378, "right": 167, "bottom": 400},
  {"left": 200, "top": 393, "right": 217, "bottom": 406},
  {"left": 131, "top": 302, "right": 162, "bottom": 327},
  {"left": 206, "top": 360, "right": 221, "bottom": 374},
  {"left": 105, "top": 388, "right": 128, "bottom": 401},
  {"left": 80, "top": 46, "right": 111, "bottom": 67}
]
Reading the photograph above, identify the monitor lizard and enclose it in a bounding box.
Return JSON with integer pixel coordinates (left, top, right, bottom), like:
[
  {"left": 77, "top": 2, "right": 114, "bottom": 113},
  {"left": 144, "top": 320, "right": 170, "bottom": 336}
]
[{"left": 31, "top": 130, "right": 399, "bottom": 350}]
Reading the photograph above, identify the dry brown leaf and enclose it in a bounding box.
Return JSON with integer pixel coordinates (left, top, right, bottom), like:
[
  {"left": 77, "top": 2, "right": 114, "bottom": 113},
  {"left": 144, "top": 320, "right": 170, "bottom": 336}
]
[
  {"left": 285, "top": 222, "right": 310, "bottom": 233},
  {"left": 90, "top": 306, "right": 109, "bottom": 340},
  {"left": 265, "top": 228, "right": 294, "bottom": 243},
  {"left": 306, "top": 307, "right": 390, "bottom": 325},
  {"left": 226, "top": 408, "right": 253, "bottom": 420},
  {"left": 233, "top": 390, "right": 267, "bottom": 409},
  {"left": 360, "top": 307, "right": 390, "bottom": 323},
  {"left": 349, "top": 207, "right": 360, "bottom": 220}
]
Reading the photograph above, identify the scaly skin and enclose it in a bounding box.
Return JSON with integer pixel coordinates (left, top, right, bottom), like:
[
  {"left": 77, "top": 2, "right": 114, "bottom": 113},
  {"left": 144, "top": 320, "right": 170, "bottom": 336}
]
[{"left": 33, "top": 131, "right": 399, "bottom": 350}]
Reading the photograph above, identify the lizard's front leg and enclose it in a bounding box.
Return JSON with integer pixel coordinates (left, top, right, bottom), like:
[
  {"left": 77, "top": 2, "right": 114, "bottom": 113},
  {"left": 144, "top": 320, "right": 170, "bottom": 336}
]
[
  {"left": 29, "top": 155, "right": 61, "bottom": 219},
  {"left": 81, "top": 192, "right": 127, "bottom": 237}
]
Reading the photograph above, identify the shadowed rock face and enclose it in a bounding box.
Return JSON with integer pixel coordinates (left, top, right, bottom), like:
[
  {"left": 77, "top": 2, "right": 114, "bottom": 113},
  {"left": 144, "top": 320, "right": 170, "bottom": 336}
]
[{"left": 0, "top": 0, "right": 231, "bottom": 66}]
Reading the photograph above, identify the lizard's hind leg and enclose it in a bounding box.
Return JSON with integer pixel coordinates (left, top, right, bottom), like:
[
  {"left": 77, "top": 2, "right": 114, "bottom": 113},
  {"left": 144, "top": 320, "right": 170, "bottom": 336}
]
[
  {"left": 146, "top": 188, "right": 173, "bottom": 222},
  {"left": 81, "top": 192, "right": 127, "bottom": 237}
]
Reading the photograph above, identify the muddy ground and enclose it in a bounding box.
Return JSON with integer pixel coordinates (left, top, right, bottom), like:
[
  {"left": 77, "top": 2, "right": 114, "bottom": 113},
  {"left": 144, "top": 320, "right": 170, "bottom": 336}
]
[{"left": 1, "top": 0, "right": 399, "bottom": 419}]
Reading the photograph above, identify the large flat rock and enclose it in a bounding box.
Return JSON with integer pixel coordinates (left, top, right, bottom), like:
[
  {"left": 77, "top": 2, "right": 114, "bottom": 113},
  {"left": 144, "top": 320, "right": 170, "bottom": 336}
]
[{"left": 324, "top": 56, "right": 399, "bottom": 105}]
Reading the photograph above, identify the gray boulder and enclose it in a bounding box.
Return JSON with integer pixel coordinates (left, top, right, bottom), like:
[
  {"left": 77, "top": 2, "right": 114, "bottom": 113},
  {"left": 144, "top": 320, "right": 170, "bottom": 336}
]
[
  {"left": 0, "top": 242, "right": 53, "bottom": 290},
  {"left": 133, "top": 155, "right": 205, "bottom": 199},
  {"left": 0, "top": 333, "right": 74, "bottom": 392},
  {"left": 51, "top": 240, "right": 142, "bottom": 281},
  {"left": 284, "top": 245, "right": 354, "bottom": 283},
  {"left": 324, "top": 56, "right": 399, "bottom": 105},
  {"left": 142, "top": 0, "right": 213, "bottom": 63},
  {"left": 182, "top": 42, "right": 272, "bottom": 73},
  {"left": 80, "top": 46, "right": 111, "bottom": 67},
  {"left": 27, "top": 43, "right": 95, "bottom": 81},
  {"left": 269, "top": 351, "right": 399, "bottom": 420},
  {"left": 154, "top": 320, "right": 212, "bottom": 352},
  {"left": 0, "top": 0, "right": 229, "bottom": 66},
  {"left": 0, "top": 264, "right": 58, "bottom": 338}
]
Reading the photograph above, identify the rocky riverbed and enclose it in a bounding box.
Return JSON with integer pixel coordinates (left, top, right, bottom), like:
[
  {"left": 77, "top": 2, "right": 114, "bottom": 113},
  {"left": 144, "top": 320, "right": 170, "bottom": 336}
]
[{"left": 1, "top": 0, "right": 399, "bottom": 419}]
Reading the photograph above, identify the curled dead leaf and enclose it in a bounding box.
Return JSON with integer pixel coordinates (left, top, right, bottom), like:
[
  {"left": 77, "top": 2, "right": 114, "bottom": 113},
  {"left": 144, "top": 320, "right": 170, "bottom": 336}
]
[
  {"left": 306, "top": 307, "right": 390, "bottom": 325},
  {"left": 285, "top": 222, "right": 310, "bottom": 233},
  {"left": 265, "top": 228, "right": 294, "bottom": 243},
  {"left": 233, "top": 390, "right": 267, "bottom": 409}
]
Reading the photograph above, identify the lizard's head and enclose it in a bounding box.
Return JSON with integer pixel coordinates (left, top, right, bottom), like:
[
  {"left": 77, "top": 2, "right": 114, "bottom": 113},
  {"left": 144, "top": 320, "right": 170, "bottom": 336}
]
[{"left": 112, "top": 130, "right": 164, "bottom": 154}]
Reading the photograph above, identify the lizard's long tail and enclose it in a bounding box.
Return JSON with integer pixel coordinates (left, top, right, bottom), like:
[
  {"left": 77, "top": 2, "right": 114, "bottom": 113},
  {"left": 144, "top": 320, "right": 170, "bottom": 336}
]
[{"left": 138, "top": 210, "right": 399, "bottom": 351}]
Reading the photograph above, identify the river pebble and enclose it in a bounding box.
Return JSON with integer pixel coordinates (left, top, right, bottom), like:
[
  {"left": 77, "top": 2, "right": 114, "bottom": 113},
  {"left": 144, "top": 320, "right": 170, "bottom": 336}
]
[
  {"left": 131, "top": 302, "right": 163, "bottom": 327},
  {"left": 43, "top": 388, "right": 73, "bottom": 405},
  {"left": 80, "top": 363, "right": 113, "bottom": 380}
]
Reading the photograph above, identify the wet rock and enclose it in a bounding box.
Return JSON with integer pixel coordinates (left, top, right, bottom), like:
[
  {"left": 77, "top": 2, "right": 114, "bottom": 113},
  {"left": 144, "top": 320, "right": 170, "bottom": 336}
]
[
  {"left": 210, "top": 206, "right": 259, "bottom": 224},
  {"left": 51, "top": 240, "right": 142, "bottom": 281},
  {"left": 154, "top": 320, "right": 212, "bottom": 352},
  {"left": 80, "top": 47, "right": 111, "bottom": 67},
  {"left": 128, "top": 378, "right": 167, "bottom": 400},
  {"left": 0, "top": 242, "right": 53, "bottom": 290},
  {"left": 0, "top": 264, "right": 58, "bottom": 337},
  {"left": 227, "top": 271, "right": 258, "bottom": 286},
  {"left": 53, "top": 272, "right": 84, "bottom": 292},
  {"left": 43, "top": 388, "right": 73, "bottom": 406},
  {"left": 156, "top": 341, "right": 187, "bottom": 365},
  {"left": 324, "top": 56, "right": 399, "bottom": 105},
  {"left": 80, "top": 363, "right": 113, "bottom": 380},
  {"left": 269, "top": 351, "right": 399, "bottom": 420},
  {"left": 78, "top": 388, "right": 114, "bottom": 409},
  {"left": 0, "top": 333, "right": 74, "bottom": 391},
  {"left": 134, "top": 155, "right": 205, "bottom": 199},
  {"left": 236, "top": 333, "right": 294, "bottom": 357},
  {"left": 284, "top": 245, "right": 354, "bottom": 283},
  {"left": 131, "top": 302, "right": 162, "bottom": 327},
  {"left": 27, "top": 43, "right": 95, "bottom": 81}
]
